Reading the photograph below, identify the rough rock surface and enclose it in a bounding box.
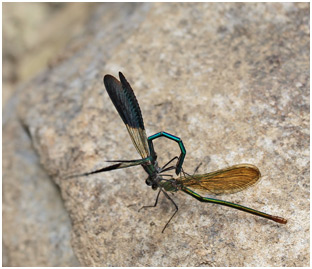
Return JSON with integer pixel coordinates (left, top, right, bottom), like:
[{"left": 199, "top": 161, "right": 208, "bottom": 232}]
[
  {"left": 3, "top": 2, "right": 309, "bottom": 266},
  {"left": 3, "top": 105, "right": 80, "bottom": 266}
]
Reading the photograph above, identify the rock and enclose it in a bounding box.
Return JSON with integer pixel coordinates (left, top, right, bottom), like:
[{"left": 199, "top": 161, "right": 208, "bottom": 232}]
[
  {"left": 3, "top": 99, "right": 80, "bottom": 266},
  {"left": 3, "top": 2, "right": 309, "bottom": 266}
]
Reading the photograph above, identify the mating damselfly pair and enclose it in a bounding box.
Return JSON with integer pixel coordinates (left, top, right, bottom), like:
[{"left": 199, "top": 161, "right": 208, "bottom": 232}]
[{"left": 68, "top": 72, "right": 287, "bottom": 232}]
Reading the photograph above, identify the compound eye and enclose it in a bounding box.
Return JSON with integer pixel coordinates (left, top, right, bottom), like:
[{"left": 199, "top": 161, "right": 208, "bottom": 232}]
[
  {"left": 145, "top": 178, "right": 152, "bottom": 186},
  {"left": 152, "top": 183, "right": 158, "bottom": 190}
]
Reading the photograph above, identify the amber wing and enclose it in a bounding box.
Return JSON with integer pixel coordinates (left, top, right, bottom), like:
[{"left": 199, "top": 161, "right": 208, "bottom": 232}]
[{"left": 179, "top": 164, "right": 261, "bottom": 194}]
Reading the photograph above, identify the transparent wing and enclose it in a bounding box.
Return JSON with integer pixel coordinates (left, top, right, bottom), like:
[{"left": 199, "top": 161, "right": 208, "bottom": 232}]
[{"left": 179, "top": 164, "right": 261, "bottom": 194}]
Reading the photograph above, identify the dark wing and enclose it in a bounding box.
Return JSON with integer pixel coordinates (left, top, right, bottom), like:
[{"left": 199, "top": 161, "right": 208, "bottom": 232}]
[
  {"left": 104, "top": 72, "right": 150, "bottom": 159},
  {"left": 66, "top": 157, "right": 151, "bottom": 179},
  {"left": 179, "top": 164, "right": 261, "bottom": 194}
]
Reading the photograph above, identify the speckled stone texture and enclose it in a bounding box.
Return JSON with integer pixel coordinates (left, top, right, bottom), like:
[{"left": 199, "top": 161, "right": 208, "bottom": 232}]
[
  {"left": 3, "top": 107, "right": 80, "bottom": 266},
  {"left": 3, "top": 2, "right": 309, "bottom": 266}
]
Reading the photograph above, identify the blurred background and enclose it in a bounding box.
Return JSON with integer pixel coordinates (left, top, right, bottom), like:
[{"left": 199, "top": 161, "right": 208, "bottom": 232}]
[
  {"left": 3, "top": 3, "right": 98, "bottom": 105},
  {"left": 3, "top": 3, "right": 101, "bottom": 266}
]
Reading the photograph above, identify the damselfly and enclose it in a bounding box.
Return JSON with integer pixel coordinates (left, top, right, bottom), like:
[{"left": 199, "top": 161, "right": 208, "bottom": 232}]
[{"left": 69, "top": 72, "right": 287, "bottom": 232}]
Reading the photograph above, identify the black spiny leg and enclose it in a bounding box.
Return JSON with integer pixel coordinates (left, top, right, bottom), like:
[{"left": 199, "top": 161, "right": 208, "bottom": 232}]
[
  {"left": 138, "top": 189, "right": 161, "bottom": 212},
  {"left": 161, "top": 190, "right": 178, "bottom": 233},
  {"left": 192, "top": 162, "right": 202, "bottom": 175},
  {"left": 138, "top": 188, "right": 179, "bottom": 232},
  {"left": 161, "top": 156, "right": 178, "bottom": 170}
]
